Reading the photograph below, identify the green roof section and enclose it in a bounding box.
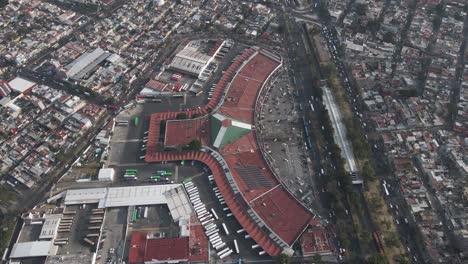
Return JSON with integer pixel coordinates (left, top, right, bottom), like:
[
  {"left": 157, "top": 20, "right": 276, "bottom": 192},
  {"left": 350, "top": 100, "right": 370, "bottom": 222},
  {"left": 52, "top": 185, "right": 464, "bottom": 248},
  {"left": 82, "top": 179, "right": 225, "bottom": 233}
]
[{"left": 210, "top": 113, "right": 251, "bottom": 148}]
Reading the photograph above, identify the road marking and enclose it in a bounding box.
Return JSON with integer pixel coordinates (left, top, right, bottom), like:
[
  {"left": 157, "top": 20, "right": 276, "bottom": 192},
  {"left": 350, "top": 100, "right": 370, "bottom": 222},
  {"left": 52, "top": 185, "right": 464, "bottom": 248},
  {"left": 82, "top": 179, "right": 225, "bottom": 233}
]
[
  {"left": 127, "top": 227, "right": 171, "bottom": 232},
  {"left": 110, "top": 139, "right": 142, "bottom": 143}
]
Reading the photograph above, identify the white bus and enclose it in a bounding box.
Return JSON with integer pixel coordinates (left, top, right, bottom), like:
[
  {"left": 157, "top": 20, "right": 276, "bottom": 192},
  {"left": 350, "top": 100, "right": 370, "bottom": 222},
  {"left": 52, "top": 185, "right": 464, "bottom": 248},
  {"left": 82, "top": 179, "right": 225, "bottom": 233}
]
[
  {"left": 214, "top": 242, "right": 226, "bottom": 250},
  {"left": 236, "top": 229, "right": 245, "bottom": 234},
  {"left": 233, "top": 240, "right": 239, "bottom": 253},
  {"left": 211, "top": 209, "right": 219, "bottom": 220},
  {"left": 219, "top": 249, "right": 233, "bottom": 259},
  {"left": 211, "top": 237, "right": 222, "bottom": 245},
  {"left": 222, "top": 223, "right": 230, "bottom": 236},
  {"left": 206, "top": 229, "right": 218, "bottom": 237},
  {"left": 217, "top": 247, "right": 230, "bottom": 256},
  {"left": 213, "top": 241, "right": 224, "bottom": 249},
  {"left": 205, "top": 223, "right": 216, "bottom": 230}
]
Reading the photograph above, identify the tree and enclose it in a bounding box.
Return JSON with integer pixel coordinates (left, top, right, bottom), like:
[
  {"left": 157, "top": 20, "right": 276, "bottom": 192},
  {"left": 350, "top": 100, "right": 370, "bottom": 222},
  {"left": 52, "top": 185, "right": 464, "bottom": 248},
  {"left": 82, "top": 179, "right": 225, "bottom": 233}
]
[
  {"left": 394, "top": 254, "right": 410, "bottom": 264},
  {"left": 362, "top": 161, "right": 376, "bottom": 182},
  {"left": 355, "top": 3, "right": 368, "bottom": 16},
  {"left": 0, "top": 0, "right": 8, "bottom": 9},
  {"left": 384, "top": 232, "right": 400, "bottom": 248},
  {"left": 382, "top": 32, "right": 396, "bottom": 43},
  {"left": 188, "top": 139, "right": 202, "bottom": 151},
  {"left": 366, "top": 254, "right": 389, "bottom": 264},
  {"left": 176, "top": 113, "right": 188, "bottom": 119},
  {"left": 322, "top": 63, "right": 337, "bottom": 79},
  {"left": 369, "top": 194, "right": 383, "bottom": 212},
  {"left": 276, "top": 253, "right": 291, "bottom": 264},
  {"left": 311, "top": 254, "right": 323, "bottom": 263}
]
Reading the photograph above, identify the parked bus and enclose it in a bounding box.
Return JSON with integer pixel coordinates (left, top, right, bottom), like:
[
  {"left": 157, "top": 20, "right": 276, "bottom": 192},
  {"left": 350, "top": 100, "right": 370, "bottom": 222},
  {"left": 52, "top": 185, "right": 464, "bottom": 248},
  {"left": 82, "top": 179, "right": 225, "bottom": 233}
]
[
  {"left": 233, "top": 240, "right": 239, "bottom": 253},
  {"left": 84, "top": 238, "right": 95, "bottom": 246},
  {"left": 236, "top": 229, "right": 245, "bottom": 234},
  {"left": 150, "top": 176, "right": 161, "bottom": 180},
  {"left": 215, "top": 242, "right": 226, "bottom": 251},
  {"left": 218, "top": 247, "right": 230, "bottom": 256},
  {"left": 222, "top": 223, "right": 229, "bottom": 236},
  {"left": 134, "top": 117, "right": 139, "bottom": 126},
  {"left": 126, "top": 169, "right": 138, "bottom": 173},
  {"left": 211, "top": 209, "right": 219, "bottom": 220}
]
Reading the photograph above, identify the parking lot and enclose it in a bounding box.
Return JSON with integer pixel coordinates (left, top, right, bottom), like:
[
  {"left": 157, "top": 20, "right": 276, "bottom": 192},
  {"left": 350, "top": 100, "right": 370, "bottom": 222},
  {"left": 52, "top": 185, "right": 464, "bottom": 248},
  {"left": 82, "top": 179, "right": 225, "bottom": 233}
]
[
  {"left": 97, "top": 207, "right": 127, "bottom": 264},
  {"left": 189, "top": 173, "right": 271, "bottom": 262},
  {"left": 56, "top": 204, "right": 100, "bottom": 259},
  {"left": 257, "top": 71, "right": 317, "bottom": 209}
]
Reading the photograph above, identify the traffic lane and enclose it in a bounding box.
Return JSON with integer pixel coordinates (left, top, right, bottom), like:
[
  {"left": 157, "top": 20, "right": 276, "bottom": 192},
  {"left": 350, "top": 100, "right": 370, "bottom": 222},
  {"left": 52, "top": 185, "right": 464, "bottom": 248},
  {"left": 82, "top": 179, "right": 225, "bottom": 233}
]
[
  {"left": 18, "top": 69, "right": 108, "bottom": 105},
  {"left": 284, "top": 16, "right": 361, "bottom": 257}
]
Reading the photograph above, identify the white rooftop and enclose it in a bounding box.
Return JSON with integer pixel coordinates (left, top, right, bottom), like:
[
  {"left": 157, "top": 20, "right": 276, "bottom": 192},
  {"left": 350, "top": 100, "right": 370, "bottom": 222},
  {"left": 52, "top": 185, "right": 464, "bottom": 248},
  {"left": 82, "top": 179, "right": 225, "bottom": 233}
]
[
  {"left": 104, "top": 184, "right": 181, "bottom": 207},
  {"left": 97, "top": 168, "right": 114, "bottom": 181},
  {"left": 63, "top": 185, "right": 185, "bottom": 208},
  {"left": 164, "top": 186, "right": 193, "bottom": 221},
  {"left": 8, "top": 77, "right": 36, "bottom": 93},
  {"left": 10, "top": 241, "right": 58, "bottom": 259},
  {"left": 169, "top": 45, "right": 213, "bottom": 76},
  {"left": 39, "top": 214, "right": 61, "bottom": 240},
  {"left": 64, "top": 188, "right": 107, "bottom": 205}
]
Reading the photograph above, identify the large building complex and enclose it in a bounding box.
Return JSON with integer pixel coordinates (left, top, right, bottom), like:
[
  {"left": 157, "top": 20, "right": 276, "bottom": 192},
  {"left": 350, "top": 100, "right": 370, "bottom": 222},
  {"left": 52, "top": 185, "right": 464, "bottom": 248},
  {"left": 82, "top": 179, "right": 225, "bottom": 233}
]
[
  {"left": 65, "top": 48, "right": 111, "bottom": 80},
  {"left": 145, "top": 47, "right": 324, "bottom": 256},
  {"left": 7, "top": 184, "right": 208, "bottom": 264},
  {"left": 168, "top": 41, "right": 224, "bottom": 78}
]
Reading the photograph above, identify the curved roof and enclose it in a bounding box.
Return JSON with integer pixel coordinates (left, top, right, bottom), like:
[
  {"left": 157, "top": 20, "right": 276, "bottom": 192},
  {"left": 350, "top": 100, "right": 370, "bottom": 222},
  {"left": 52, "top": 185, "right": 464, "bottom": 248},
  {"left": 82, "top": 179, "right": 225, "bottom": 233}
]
[{"left": 145, "top": 48, "right": 315, "bottom": 256}]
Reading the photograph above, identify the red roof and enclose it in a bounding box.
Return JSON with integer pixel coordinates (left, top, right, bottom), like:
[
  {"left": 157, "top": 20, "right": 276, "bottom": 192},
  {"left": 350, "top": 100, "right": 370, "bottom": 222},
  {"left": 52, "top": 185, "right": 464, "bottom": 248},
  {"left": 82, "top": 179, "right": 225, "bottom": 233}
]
[
  {"left": 164, "top": 116, "right": 210, "bottom": 147},
  {"left": 145, "top": 79, "right": 168, "bottom": 92},
  {"left": 300, "top": 228, "right": 333, "bottom": 256},
  {"left": 145, "top": 49, "right": 317, "bottom": 256},
  {"left": 188, "top": 219, "right": 209, "bottom": 262},
  {"left": 128, "top": 233, "right": 189, "bottom": 263}
]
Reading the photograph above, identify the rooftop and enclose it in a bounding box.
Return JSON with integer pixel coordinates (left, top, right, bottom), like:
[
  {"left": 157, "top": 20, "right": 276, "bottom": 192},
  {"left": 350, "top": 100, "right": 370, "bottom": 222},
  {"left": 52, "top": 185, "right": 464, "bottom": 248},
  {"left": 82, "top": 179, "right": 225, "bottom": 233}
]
[
  {"left": 145, "top": 48, "right": 315, "bottom": 255},
  {"left": 8, "top": 77, "right": 37, "bottom": 93},
  {"left": 128, "top": 233, "right": 189, "bottom": 263}
]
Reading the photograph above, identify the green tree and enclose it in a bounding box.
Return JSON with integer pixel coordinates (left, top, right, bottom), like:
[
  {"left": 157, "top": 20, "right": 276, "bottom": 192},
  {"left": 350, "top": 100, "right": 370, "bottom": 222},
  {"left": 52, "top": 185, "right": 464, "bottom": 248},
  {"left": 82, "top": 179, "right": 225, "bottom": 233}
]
[
  {"left": 384, "top": 232, "right": 400, "bottom": 248},
  {"left": 188, "top": 139, "right": 202, "bottom": 151},
  {"left": 362, "top": 161, "right": 376, "bottom": 181},
  {"left": 394, "top": 254, "right": 410, "bottom": 264},
  {"left": 311, "top": 254, "right": 323, "bottom": 263},
  {"left": 366, "top": 253, "right": 389, "bottom": 264},
  {"left": 276, "top": 253, "right": 291, "bottom": 264},
  {"left": 369, "top": 194, "right": 383, "bottom": 212},
  {"left": 176, "top": 113, "right": 188, "bottom": 119},
  {"left": 382, "top": 32, "right": 396, "bottom": 43},
  {"left": 0, "top": 0, "right": 8, "bottom": 9}
]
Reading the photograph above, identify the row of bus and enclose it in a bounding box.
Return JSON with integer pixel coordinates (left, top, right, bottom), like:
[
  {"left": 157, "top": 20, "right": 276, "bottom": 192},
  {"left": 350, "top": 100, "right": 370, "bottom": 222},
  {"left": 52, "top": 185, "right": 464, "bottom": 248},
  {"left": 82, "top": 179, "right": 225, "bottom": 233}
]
[
  {"left": 208, "top": 175, "right": 266, "bottom": 256},
  {"left": 184, "top": 180, "right": 233, "bottom": 260}
]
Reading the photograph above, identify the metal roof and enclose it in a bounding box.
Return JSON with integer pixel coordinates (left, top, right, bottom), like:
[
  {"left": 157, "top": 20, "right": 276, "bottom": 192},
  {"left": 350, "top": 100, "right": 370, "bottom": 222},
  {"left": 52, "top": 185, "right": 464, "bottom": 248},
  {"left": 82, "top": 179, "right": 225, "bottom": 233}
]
[
  {"left": 103, "top": 184, "right": 181, "bottom": 208},
  {"left": 63, "top": 185, "right": 185, "bottom": 209},
  {"left": 9, "top": 241, "right": 58, "bottom": 259},
  {"left": 8, "top": 77, "right": 36, "bottom": 93}
]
